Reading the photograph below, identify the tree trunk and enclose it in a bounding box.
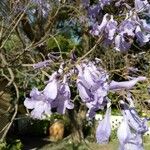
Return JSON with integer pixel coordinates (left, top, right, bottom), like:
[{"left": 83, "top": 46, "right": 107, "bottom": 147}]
[{"left": 67, "top": 106, "right": 86, "bottom": 143}]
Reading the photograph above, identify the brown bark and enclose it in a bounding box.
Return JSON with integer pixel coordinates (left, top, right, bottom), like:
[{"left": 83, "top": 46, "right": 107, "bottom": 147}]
[{"left": 67, "top": 105, "right": 86, "bottom": 143}]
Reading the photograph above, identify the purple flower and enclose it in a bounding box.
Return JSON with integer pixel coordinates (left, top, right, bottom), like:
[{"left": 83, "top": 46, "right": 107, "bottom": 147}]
[
  {"left": 135, "top": 25, "right": 150, "bottom": 46},
  {"left": 33, "top": 59, "right": 52, "bottom": 69},
  {"left": 77, "top": 81, "right": 94, "bottom": 103},
  {"left": 113, "top": 12, "right": 137, "bottom": 51},
  {"left": 125, "top": 134, "right": 144, "bottom": 150},
  {"left": 90, "top": 14, "right": 109, "bottom": 36},
  {"left": 96, "top": 104, "right": 111, "bottom": 144},
  {"left": 140, "top": 19, "right": 150, "bottom": 32},
  {"left": 24, "top": 71, "right": 59, "bottom": 119},
  {"left": 103, "top": 15, "right": 117, "bottom": 46},
  {"left": 51, "top": 75, "right": 74, "bottom": 114},
  {"left": 120, "top": 100, "right": 148, "bottom": 134},
  {"left": 43, "top": 72, "right": 58, "bottom": 100},
  {"left": 117, "top": 120, "right": 144, "bottom": 150},
  {"left": 117, "top": 117, "right": 132, "bottom": 150},
  {"left": 105, "top": 15, "right": 118, "bottom": 41},
  {"left": 109, "top": 76, "right": 147, "bottom": 90},
  {"left": 90, "top": 23, "right": 101, "bottom": 36},
  {"left": 76, "top": 60, "right": 109, "bottom": 119},
  {"left": 134, "top": 0, "right": 150, "bottom": 12},
  {"left": 114, "top": 34, "right": 131, "bottom": 52},
  {"left": 88, "top": 4, "right": 101, "bottom": 20},
  {"left": 119, "top": 19, "right": 136, "bottom": 37},
  {"left": 97, "top": 14, "right": 109, "bottom": 33},
  {"left": 76, "top": 64, "right": 94, "bottom": 102},
  {"left": 24, "top": 88, "right": 51, "bottom": 119},
  {"left": 24, "top": 63, "right": 74, "bottom": 119},
  {"left": 117, "top": 98, "right": 146, "bottom": 150}
]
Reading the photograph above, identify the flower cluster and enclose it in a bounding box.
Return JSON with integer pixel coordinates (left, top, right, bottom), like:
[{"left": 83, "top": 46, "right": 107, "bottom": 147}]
[
  {"left": 24, "top": 67, "right": 74, "bottom": 119},
  {"left": 90, "top": 11, "right": 150, "bottom": 52},
  {"left": 76, "top": 60, "right": 109, "bottom": 118},
  {"left": 24, "top": 58, "right": 148, "bottom": 149},
  {"left": 85, "top": 0, "right": 150, "bottom": 52},
  {"left": 117, "top": 97, "right": 148, "bottom": 150},
  {"left": 25, "top": 59, "right": 147, "bottom": 119}
]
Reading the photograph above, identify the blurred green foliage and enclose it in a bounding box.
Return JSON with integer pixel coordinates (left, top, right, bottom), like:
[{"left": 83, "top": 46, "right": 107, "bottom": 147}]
[
  {"left": 0, "top": 140, "right": 23, "bottom": 150},
  {"left": 47, "top": 35, "right": 74, "bottom": 52}
]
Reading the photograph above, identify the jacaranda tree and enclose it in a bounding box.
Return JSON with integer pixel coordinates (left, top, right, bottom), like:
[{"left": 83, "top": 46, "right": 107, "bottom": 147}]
[{"left": 0, "top": 0, "right": 150, "bottom": 149}]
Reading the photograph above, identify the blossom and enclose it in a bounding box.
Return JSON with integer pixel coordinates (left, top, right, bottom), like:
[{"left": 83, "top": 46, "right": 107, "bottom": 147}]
[
  {"left": 117, "top": 116, "right": 132, "bottom": 150},
  {"left": 114, "top": 12, "right": 136, "bottom": 51},
  {"left": 119, "top": 18, "right": 136, "bottom": 37},
  {"left": 24, "top": 63, "right": 75, "bottom": 119},
  {"left": 87, "top": 1, "right": 150, "bottom": 51},
  {"left": 76, "top": 60, "right": 109, "bottom": 119},
  {"left": 114, "top": 34, "right": 131, "bottom": 52},
  {"left": 24, "top": 72, "right": 59, "bottom": 119},
  {"left": 24, "top": 88, "right": 51, "bottom": 119},
  {"left": 140, "top": 19, "right": 150, "bottom": 32},
  {"left": 117, "top": 100, "right": 147, "bottom": 150},
  {"left": 90, "top": 14, "right": 109, "bottom": 36},
  {"left": 96, "top": 103, "right": 111, "bottom": 144},
  {"left": 51, "top": 75, "right": 74, "bottom": 114},
  {"left": 117, "top": 118, "right": 144, "bottom": 150},
  {"left": 109, "top": 76, "right": 147, "bottom": 90},
  {"left": 33, "top": 59, "right": 52, "bottom": 69},
  {"left": 88, "top": 4, "right": 101, "bottom": 21},
  {"left": 135, "top": 25, "right": 150, "bottom": 46},
  {"left": 120, "top": 100, "right": 148, "bottom": 134},
  {"left": 134, "top": 0, "right": 150, "bottom": 12},
  {"left": 105, "top": 15, "right": 118, "bottom": 41},
  {"left": 43, "top": 72, "right": 58, "bottom": 101}
]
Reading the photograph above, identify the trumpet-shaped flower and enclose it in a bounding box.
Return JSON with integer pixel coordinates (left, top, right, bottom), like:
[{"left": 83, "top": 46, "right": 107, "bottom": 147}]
[
  {"left": 24, "top": 88, "right": 51, "bottom": 119},
  {"left": 105, "top": 15, "right": 118, "bottom": 41},
  {"left": 140, "top": 19, "right": 150, "bottom": 32},
  {"left": 43, "top": 72, "right": 58, "bottom": 100},
  {"left": 109, "top": 76, "right": 147, "bottom": 90},
  {"left": 120, "top": 100, "right": 148, "bottom": 134},
  {"left": 118, "top": 100, "right": 146, "bottom": 150},
  {"left": 33, "top": 59, "right": 52, "bottom": 69},
  {"left": 117, "top": 117, "right": 132, "bottom": 150},
  {"left": 96, "top": 105, "right": 111, "bottom": 144},
  {"left": 117, "top": 117, "right": 144, "bottom": 150},
  {"left": 51, "top": 75, "right": 74, "bottom": 114}
]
